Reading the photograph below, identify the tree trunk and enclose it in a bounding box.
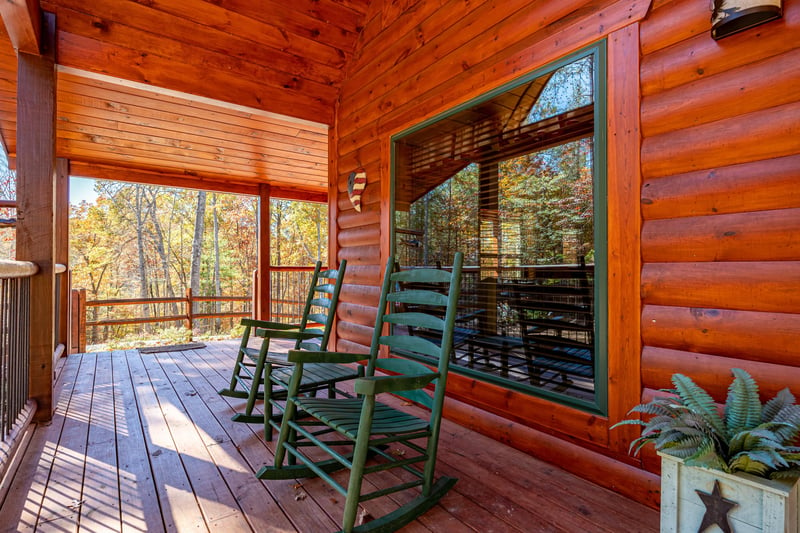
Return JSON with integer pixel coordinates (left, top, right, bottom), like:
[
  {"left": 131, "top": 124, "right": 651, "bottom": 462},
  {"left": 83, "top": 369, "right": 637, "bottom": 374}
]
[
  {"left": 212, "top": 193, "right": 221, "bottom": 331},
  {"left": 190, "top": 190, "right": 206, "bottom": 319},
  {"left": 134, "top": 185, "right": 151, "bottom": 331},
  {"left": 146, "top": 189, "right": 179, "bottom": 315}
]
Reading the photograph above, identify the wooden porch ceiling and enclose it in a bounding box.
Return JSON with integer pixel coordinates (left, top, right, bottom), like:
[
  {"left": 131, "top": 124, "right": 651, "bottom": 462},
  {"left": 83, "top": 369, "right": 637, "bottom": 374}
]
[{"left": 0, "top": 0, "right": 373, "bottom": 195}]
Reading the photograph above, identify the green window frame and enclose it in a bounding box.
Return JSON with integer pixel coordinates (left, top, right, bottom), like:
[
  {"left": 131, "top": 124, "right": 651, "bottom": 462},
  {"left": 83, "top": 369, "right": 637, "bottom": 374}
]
[{"left": 391, "top": 42, "right": 607, "bottom": 414}]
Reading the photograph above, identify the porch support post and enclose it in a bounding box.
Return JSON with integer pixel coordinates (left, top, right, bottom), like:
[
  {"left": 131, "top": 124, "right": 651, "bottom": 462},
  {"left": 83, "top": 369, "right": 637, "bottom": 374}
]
[
  {"left": 55, "top": 158, "right": 69, "bottom": 350},
  {"left": 257, "top": 183, "right": 271, "bottom": 320},
  {"left": 16, "top": 11, "right": 57, "bottom": 422}
]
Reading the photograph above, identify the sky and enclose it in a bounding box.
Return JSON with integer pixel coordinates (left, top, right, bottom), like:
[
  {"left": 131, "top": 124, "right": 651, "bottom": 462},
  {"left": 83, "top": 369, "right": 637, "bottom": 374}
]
[{"left": 70, "top": 177, "right": 99, "bottom": 205}]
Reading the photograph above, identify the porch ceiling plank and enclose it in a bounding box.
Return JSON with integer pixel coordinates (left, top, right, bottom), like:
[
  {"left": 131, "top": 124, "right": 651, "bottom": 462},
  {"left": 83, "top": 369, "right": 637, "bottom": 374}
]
[
  {"left": 57, "top": 72, "right": 331, "bottom": 144},
  {"left": 55, "top": 77, "right": 329, "bottom": 164},
  {"left": 221, "top": 0, "right": 363, "bottom": 54},
  {"left": 55, "top": 116, "right": 327, "bottom": 176},
  {"left": 49, "top": 67, "right": 329, "bottom": 192},
  {"left": 48, "top": 5, "right": 341, "bottom": 104},
  {"left": 54, "top": 31, "right": 334, "bottom": 124},
  {"left": 57, "top": 132, "right": 326, "bottom": 181},
  {"left": 0, "top": 0, "right": 41, "bottom": 55},
  {"left": 41, "top": 0, "right": 345, "bottom": 86}
]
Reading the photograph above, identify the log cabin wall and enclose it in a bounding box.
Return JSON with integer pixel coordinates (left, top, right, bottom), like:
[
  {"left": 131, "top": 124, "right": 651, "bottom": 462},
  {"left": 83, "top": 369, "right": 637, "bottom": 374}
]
[
  {"left": 638, "top": 0, "right": 800, "bottom": 473},
  {"left": 332, "top": 0, "right": 798, "bottom": 508}
]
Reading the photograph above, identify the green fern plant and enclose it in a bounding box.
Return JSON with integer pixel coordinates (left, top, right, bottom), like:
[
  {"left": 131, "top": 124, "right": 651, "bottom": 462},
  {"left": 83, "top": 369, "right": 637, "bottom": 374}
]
[{"left": 614, "top": 368, "right": 800, "bottom": 480}]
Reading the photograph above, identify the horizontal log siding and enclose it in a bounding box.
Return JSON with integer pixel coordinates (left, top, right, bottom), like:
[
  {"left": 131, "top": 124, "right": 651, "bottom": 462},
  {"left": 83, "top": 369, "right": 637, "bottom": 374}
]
[
  {"left": 639, "top": 0, "right": 800, "bottom": 477},
  {"left": 333, "top": 0, "right": 654, "bottom": 505}
]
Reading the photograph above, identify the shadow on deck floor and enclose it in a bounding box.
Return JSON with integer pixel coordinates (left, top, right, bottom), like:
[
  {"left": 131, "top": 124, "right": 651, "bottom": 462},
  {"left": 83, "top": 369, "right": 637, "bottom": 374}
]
[{"left": 0, "top": 340, "right": 659, "bottom": 532}]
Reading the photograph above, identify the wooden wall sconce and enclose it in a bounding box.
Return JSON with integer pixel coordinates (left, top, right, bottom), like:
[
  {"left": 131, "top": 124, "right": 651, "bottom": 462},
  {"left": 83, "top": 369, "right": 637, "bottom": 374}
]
[{"left": 711, "top": 0, "right": 783, "bottom": 39}]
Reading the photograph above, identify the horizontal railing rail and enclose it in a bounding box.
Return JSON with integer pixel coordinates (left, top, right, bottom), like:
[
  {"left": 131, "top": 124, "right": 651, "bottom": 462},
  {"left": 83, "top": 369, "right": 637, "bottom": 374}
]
[
  {"left": 71, "top": 265, "right": 322, "bottom": 352},
  {"left": 71, "top": 288, "right": 251, "bottom": 352}
]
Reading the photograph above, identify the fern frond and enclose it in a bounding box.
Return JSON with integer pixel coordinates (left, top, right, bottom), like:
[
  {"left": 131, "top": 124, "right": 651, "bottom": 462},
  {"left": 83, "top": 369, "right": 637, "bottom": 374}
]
[
  {"left": 730, "top": 449, "right": 788, "bottom": 475},
  {"left": 729, "top": 427, "right": 788, "bottom": 456},
  {"left": 725, "top": 368, "right": 761, "bottom": 434},
  {"left": 770, "top": 468, "right": 800, "bottom": 482},
  {"left": 685, "top": 438, "right": 728, "bottom": 472},
  {"left": 659, "top": 434, "right": 707, "bottom": 458},
  {"left": 671, "top": 374, "right": 727, "bottom": 440},
  {"left": 763, "top": 388, "right": 796, "bottom": 423},
  {"left": 771, "top": 405, "right": 800, "bottom": 443}
]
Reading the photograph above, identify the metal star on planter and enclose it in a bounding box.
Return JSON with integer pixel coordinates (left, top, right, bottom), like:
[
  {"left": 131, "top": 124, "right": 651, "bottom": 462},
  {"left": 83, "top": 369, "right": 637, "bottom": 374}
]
[{"left": 695, "top": 480, "right": 737, "bottom": 533}]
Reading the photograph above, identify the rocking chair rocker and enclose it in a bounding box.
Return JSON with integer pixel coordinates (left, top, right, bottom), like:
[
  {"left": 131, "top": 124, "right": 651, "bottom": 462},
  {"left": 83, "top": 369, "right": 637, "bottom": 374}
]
[
  {"left": 257, "top": 253, "right": 464, "bottom": 532},
  {"left": 219, "top": 260, "right": 356, "bottom": 439}
]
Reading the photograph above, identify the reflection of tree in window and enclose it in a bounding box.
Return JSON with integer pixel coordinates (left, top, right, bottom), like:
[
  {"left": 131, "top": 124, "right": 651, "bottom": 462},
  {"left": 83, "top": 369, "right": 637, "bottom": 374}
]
[{"left": 393, "top": 47, "right": 603, "bottom": 407}]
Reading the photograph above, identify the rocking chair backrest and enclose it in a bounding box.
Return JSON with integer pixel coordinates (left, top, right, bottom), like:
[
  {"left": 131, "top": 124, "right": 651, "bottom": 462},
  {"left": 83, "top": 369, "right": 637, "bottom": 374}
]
[
  {"left": 367, "top": 253, "right": 464, "bottom": 409},
  {"left": 294, "top": 259, "right": 347, "bottom": 352}
]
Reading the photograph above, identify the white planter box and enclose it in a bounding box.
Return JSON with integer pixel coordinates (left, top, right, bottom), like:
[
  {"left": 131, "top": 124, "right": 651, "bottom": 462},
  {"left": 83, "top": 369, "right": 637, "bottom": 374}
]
[{"left": 660, "top": 452, "right": 799, "bottom": 533}]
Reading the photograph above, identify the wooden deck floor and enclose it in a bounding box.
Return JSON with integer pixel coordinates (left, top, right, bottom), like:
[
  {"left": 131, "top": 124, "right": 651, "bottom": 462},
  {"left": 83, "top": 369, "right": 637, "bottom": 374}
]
[{"left": 0, "top": 341, "right": 659, "bottom": 532}]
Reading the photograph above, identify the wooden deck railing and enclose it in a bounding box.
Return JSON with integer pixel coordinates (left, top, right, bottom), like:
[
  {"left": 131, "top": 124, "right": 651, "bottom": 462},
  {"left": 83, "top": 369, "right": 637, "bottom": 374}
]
[
  {"left": 0, "top": 259, "right": 38, "bottom": 481},
  {"left": 70, "top": 265, "right": 320, "bottom": 353},
  {"left": 70, "top": 288, "right": 251, "bottom": 353}
]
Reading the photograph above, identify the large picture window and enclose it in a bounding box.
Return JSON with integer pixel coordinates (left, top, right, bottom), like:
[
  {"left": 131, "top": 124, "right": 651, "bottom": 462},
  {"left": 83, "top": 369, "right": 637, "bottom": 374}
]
[{"left": 392, "top": 45, "right": 606, "bottom": 410}]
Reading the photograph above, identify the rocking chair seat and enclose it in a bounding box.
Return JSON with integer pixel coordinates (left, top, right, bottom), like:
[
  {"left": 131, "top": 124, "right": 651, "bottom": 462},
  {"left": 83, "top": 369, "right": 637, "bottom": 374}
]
[
  {"left": 294, "top": 397, "right": 431, "bottom": 439},
  {"left": 272, "top": 363, "right": 361, "bottom": 395}
]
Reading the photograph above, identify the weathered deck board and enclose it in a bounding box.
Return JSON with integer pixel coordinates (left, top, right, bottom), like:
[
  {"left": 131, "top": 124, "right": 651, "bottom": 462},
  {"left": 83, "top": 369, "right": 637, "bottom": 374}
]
[{"left": 0, "top": 341, "right": 659, "bottom": 532}]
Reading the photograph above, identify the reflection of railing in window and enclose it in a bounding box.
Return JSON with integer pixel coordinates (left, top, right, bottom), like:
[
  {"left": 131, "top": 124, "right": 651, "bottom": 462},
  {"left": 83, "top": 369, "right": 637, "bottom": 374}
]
[{"left": 400, "top": 262, "right": 595, "bottom": 401}]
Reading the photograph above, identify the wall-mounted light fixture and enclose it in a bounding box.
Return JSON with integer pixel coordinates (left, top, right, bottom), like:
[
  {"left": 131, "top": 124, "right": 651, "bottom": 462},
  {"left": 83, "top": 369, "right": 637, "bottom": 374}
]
[{"left": 711, "top": 0, "right": 783, "bottom": 40}]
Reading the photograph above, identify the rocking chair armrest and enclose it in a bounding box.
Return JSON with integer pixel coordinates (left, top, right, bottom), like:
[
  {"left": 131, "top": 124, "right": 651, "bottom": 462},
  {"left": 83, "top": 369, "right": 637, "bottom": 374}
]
[
  {"left": 287, "top": 350, "right": 367, "bottom": 364},
  {"left": 353, "top": 372, "right": 439, "bottom": 396},
  {"left": 241, "top": 318, "right": 300, "bottom": 330}
]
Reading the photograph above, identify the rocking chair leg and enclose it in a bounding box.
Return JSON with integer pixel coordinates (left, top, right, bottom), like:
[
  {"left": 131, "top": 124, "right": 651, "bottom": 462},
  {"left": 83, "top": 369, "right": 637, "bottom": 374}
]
[
  {"left": 341, "top": 398, "right": 376, "bottom": 532},
  {"left": 218, "top": 326, "right": 251, "bottom": 396},
  {"left": 263, "top": 364, "right": 273, "bottom": 441}
]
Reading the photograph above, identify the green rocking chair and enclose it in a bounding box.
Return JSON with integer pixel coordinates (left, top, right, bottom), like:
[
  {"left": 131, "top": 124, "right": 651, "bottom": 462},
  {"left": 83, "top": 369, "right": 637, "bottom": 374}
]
[
  {"left": 257, "top": 252, "right": 464, "bottom": 532},
  {"left": 219, "top": 260, "right": 357, "bottom": 439}
]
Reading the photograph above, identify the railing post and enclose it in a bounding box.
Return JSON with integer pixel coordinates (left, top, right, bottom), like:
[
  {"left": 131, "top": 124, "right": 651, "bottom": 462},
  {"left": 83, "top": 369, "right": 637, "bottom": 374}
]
[
  {"left": 77, "top": 288, "right": 86, "bottom": 353},
  {"left": 251, "top": 269, "right": 258, "bottom": 319},
  {"left": 69, "top": 288, "right": 78, "bottom": 354},
  {"left": 185, "top": 287, "right": 193, "bottom": 340}
]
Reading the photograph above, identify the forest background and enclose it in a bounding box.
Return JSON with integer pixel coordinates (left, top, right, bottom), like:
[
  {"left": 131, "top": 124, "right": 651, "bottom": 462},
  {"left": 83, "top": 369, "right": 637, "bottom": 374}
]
[{"left": 0, "top": 153, "right": 327, "bottom": 350}]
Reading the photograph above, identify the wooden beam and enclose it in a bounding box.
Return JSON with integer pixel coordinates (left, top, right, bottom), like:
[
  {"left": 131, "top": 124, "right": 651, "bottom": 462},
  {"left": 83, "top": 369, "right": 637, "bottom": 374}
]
[
  {"left": 68, "top": 161, "right": 327, "bottom": 202},
  {"left": 606, "top": 24, "right": 644, "bottom": 455},
  {"left": 16, "top": 11, "right": 56, "bottom": 422},
  {"left": 55, "top": 158, "right": 69, "bottom": 350},
  {"left": 69, "top": 161, "right": 261, "bottom": 197},
  {"left": 257, "top": 183, "right": 271, "bottom": 320},
  {"left": 0, "top": 0, "right": 41, "bottom": 54}
]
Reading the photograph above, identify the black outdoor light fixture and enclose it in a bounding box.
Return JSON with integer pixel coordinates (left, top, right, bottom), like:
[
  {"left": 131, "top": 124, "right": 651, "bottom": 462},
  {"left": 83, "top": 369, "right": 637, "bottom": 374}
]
[{"left": 711, "top": 0, "right": 783, "bottom": 40}]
